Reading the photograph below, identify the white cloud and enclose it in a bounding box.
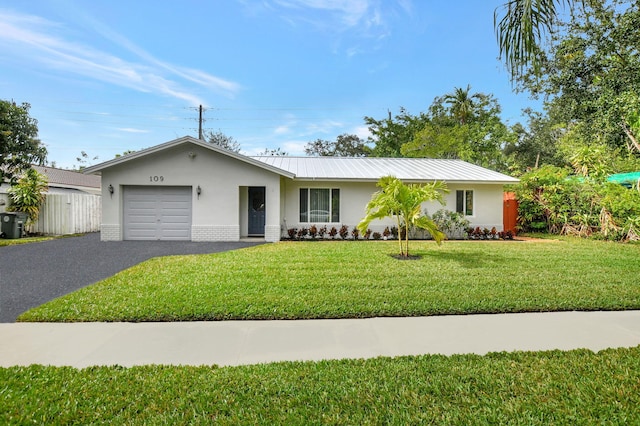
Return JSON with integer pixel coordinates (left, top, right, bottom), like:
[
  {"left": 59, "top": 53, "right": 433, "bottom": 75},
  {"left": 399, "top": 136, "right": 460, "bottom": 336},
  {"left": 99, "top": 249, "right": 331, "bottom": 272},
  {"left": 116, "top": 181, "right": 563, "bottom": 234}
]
[
  {"left": 305, "top": 119, "right": 343, "bottom": 134},
  {"left": 0, "top": 10, "right": 241, "bottom": 105},
  {"left": 274, "top": 125, "right": 292, "bottom": 135},
  {"left": 282, "top": 140, "right": 307, "bottom": 155},
  {"left": 273, "top": 0, "right": 370, "bottom": 28},
  {"left": 352, "top": 125, "right": 372, "bottom": 140},
  {"left": 261, "top": 0, "right": 412, "bottom": 56},
  {"left": 116, "top": 128, "right": 150, "bottom": 134}
]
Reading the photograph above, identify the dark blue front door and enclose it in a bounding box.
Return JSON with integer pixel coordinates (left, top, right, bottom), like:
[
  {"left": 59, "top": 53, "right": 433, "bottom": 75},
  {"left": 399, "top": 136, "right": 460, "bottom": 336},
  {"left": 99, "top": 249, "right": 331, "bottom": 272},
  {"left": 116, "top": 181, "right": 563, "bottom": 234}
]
[{"left": 248, "top": 187, "right": 265, "bottom": 236}]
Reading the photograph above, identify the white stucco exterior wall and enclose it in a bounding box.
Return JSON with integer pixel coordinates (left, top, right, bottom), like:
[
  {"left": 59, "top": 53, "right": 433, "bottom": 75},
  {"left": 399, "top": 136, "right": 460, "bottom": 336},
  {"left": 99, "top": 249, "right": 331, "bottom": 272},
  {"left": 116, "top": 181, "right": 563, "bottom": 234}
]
[
  {"left": 444, "top": 184, "right": 505, "bottom": 231},
  {"left": 99, "top": 143, "right": 282, "bottom": 242},
  {"left": 280, "top": 179, "right": 505, "bottom": 234}
]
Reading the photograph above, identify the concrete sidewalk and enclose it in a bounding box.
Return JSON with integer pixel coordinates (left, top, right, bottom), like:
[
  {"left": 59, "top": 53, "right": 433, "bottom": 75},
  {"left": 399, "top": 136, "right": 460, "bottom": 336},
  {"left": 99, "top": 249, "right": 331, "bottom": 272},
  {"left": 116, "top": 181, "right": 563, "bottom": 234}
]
[{"left": 1, "top": 311, "right": 639, "bottom": 368}]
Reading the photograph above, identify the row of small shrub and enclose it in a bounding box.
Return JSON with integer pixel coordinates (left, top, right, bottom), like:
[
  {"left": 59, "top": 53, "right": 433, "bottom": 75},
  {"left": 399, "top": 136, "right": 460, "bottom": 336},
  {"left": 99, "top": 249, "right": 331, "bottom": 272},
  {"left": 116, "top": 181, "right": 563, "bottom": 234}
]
[
  {"left": 283, "top": 209, "right": 514, "bottom": 241},
  {"left": 286, "top": 224, "right": 399, "bottom": 241},
  {"left": 467, "top": 227, "right": 515, "bottom": 240}
]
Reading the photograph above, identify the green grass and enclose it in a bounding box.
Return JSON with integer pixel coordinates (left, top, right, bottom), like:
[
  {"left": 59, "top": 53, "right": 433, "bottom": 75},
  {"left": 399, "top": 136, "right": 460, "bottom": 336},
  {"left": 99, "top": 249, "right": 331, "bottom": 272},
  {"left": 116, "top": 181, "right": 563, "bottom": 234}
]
[
  {"left": 0, "top": 233, "right": 84, "bottom": 247},
  {"left": 0, "top": 236, "right": 55, "bottom": 246},
  {"left": 1, "top": 347, "right": 639, "bottom": 424},
  {"left": 18, "top": 238, "right": 640, "bottom": 322}
]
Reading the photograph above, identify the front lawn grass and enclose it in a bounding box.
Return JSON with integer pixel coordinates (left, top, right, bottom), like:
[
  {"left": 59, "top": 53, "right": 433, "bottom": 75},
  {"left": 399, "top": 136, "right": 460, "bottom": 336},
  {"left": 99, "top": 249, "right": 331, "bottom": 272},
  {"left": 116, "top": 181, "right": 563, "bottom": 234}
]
[
  {"left": 0, "top": 236, "right": 55, "bottom": 246},
  {"left": 2, "top": 347, "right": 639, "bottom": 424},
  {"left": 18, "top": 238, "right": 640, "bottom": 322},
  {"left": 0, "top": 233, "right": 84, "bottom": 247}
]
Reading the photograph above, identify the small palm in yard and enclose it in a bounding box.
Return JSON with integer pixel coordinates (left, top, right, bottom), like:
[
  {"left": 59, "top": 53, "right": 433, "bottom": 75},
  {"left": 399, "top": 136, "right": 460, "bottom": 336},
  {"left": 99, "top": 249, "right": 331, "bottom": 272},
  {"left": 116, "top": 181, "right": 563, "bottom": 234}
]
[
  {"left": 358, "top": 175, "right": 448, "bottom": 258},
  {"left": 7, "top": 168, "right": 48, "bottom": 225}
]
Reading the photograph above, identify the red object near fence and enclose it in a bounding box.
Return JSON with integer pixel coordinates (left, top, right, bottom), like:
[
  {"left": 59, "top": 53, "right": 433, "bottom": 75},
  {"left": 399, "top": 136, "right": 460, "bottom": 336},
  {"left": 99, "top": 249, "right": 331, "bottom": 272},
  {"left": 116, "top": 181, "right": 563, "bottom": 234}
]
[{"left": 503, "top": 192, "right": 518, "bottom": 235}]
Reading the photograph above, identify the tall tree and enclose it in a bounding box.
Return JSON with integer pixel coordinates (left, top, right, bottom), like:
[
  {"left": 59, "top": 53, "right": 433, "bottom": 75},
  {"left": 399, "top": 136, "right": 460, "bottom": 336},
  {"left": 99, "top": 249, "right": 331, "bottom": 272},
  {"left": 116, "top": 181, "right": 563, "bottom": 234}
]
[
  {"left": 519, "top": 1, "right": 640, "bottom": 155},
  {"left": 443, "top": 85, "right": 481, "bottom": 125},
  {"left": 365, "top": 108, "right": 429, "bottom": 157},
  {"left": 204, "top": 130, "right": 241, "bottom": 153},
  {"left": 401, "top": 89, "right": 514, "bottom": 171},
  {"left": 304, "top": 134, "right": 370, "bottom": 157},
  {"left": 0, "top": 100, "right": 47, "bottom": 184},
  {"left": 502, "top": 108, "right": 565, "bottom": 173}
]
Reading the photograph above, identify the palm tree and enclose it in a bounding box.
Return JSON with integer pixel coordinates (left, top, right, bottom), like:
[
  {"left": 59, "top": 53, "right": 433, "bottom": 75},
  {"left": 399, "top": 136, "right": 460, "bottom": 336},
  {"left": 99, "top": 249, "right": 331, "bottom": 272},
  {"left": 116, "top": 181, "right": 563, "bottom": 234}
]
[
  {"left": 358, "top": 176, "right": 448, "bottom": 258},
  {"left": 7, "top": 168, "right": 49, "bottom": 225},
  {"left": 495, "top": 0, "right": 574, "bottom": 79},
  {"left": 443, "top": 85, "right": 480, "bottom": 125}
]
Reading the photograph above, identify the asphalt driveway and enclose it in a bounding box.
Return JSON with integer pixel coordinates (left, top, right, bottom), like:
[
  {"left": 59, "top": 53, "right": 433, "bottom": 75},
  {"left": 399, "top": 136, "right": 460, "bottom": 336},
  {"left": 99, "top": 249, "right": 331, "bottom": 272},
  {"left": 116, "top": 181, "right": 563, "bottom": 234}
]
[{"left": 0, "top": 233, "right": 265, "bottom": 322}]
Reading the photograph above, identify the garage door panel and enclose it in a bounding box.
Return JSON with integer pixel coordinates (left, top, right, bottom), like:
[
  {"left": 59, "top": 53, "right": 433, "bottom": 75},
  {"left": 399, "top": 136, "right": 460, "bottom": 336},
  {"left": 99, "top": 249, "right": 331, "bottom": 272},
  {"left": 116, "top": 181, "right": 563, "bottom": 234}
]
[
  {"left": 124, "top": 186, "right": 192, "bottom": 240},
  {"left": 128, "top": 201, "right": 157, "bottom": 209}
]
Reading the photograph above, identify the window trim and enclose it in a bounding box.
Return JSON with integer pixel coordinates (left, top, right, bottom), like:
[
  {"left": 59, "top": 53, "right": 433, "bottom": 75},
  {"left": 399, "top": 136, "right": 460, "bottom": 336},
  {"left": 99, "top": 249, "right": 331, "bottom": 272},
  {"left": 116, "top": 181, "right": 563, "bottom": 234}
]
[
  {"left": 299, "top": 187, "right": 340, "bottom": 223},
  {"left": 456, "top": 189, "right": 474, "bottom": 217}
]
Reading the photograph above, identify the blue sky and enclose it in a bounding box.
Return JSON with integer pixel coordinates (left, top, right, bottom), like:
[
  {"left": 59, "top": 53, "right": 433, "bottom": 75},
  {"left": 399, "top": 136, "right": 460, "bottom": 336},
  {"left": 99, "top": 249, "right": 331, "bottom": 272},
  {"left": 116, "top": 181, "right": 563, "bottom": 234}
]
[{"left": 1, "top": 0, "right": 539, "bottom": 169}]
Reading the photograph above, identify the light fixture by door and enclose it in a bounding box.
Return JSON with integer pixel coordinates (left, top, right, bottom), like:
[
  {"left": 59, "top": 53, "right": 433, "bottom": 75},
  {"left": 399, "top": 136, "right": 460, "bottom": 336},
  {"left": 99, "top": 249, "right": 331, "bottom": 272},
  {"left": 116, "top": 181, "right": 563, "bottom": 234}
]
[
  {"left": 108, "top": 184, "right": 114, "bottom": 198},
  {"left": 197, "top": 185, "right": 201, "bottom": 199}
]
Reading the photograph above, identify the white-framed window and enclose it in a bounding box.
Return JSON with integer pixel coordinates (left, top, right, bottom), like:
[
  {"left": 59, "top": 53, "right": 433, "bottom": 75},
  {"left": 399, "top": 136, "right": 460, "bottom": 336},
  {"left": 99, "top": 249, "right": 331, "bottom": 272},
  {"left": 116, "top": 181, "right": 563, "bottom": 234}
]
[
  {"left": 299, "top": 188, "right": 340, "bottom": 222},
  {"left": 456, "top": 190, "right": 474, "bottom": 216}
]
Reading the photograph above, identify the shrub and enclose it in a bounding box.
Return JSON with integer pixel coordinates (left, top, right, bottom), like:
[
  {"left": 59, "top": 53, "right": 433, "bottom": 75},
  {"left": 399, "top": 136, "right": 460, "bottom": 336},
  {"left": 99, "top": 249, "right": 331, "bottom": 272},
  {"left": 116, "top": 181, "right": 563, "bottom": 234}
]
[
  {"left": 468, "top": 227, "right": 483, "bottom": 240},
  {"left": 339, "top": 225, "right": 349, "bottom": 240},
  {"left": 390, "top": 226, "right": 399, "bottom": 239},
  {"left": 296, "top": 227, "right": 308, "bottom": 240},
  {"left": 351, "top": 228, "right": 360, "bottom": 240},
  {"left": 372, "top": 232, "right": 382, "bottom": 240},
  {"left": 308, "top": 225, "right": 318, "bottom": 239},
  {"left": 516, "top": 165, "right": 640, "bottom": 241},
  {"left": 7, "top": 168, "right": 48, "bottom": 225},
  {"left": 431, "top": 209, "right": 470, "bottom": 240},
  {"left": 287, "top": 228, "right": 297, "bottom": 239},
  {"left": 328, "top": 226, "right": 338, "bottom": 239},
  {"left": 498, "top": 230, "right": 514, "bottom": 240}
]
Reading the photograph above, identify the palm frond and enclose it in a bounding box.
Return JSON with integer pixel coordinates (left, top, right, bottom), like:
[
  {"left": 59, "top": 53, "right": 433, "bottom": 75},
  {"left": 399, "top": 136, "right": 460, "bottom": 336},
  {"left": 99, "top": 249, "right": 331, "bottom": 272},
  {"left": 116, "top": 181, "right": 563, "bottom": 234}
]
[{"left": 495, "top": 0, "right": 571, "bottom": 79}]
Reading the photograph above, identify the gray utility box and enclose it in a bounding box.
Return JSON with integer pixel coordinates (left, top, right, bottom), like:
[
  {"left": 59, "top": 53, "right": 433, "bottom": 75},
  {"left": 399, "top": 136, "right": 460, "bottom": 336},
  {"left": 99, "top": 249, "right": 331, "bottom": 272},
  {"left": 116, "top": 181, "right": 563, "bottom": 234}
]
[{"left": 0, "top": 212, "right": 28, "bottom": 239}]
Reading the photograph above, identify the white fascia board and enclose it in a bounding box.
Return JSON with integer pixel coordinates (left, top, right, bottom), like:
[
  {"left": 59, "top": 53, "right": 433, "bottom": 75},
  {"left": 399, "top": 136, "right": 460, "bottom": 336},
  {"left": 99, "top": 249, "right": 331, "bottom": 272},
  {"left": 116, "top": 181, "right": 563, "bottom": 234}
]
[{"left": 83, "top": 136, "right": 295, "bottom": 178}]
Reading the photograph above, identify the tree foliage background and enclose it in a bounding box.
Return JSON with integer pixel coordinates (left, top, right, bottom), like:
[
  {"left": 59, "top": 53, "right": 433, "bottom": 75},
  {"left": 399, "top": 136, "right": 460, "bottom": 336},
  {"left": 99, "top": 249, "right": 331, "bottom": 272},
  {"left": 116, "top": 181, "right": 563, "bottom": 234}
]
[{"left": 0, "top": 100, "right": 47, "bottom": 184}]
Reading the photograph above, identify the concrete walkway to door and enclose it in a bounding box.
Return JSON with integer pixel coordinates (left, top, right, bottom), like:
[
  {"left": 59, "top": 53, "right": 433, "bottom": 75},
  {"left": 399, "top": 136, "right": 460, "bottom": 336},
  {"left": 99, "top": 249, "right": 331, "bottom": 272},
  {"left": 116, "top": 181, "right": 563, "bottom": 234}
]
[
  {"left": 1, "top": 310, "right": 639, "bottom": 368},
  {"left": 0, "top": 233, "right": 265, "bottom": 323}
]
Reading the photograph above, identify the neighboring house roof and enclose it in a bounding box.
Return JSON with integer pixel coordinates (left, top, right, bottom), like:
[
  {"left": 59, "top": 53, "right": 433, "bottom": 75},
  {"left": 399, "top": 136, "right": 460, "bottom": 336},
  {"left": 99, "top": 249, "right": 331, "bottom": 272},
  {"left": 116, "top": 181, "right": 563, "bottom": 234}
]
[
  {"left": 32, "top": 165, "right": 101, "bottom": 193},
  {"left": 0, "top": 165, "right": 101, "bottom": 195},
  {"left": 83, "top": 136, "right": 295, "bottom": 178},
  {"left": 252, "top": 156, "right": 519, "bottom": 184},
  {"left": 83, "top": 135, "right": 518, "bottom": 184}
]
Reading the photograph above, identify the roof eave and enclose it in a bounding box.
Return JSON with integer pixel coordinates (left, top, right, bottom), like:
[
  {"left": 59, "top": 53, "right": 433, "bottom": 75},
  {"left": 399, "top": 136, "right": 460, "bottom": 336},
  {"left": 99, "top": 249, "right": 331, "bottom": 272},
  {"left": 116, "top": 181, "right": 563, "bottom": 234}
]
[
  {"left": 290, "top": 177, "right": 519, "bottom": 184},
  {"left": 83, "top": 136, "right": 295, "bottom": 178}
]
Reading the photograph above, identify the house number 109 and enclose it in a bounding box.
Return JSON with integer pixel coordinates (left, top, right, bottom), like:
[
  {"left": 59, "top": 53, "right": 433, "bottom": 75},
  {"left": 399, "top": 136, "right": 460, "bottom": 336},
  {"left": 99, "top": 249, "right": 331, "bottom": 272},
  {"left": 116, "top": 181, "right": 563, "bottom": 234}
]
[{"left": 150, "top": 175, "right": 164, "bottom": 182}]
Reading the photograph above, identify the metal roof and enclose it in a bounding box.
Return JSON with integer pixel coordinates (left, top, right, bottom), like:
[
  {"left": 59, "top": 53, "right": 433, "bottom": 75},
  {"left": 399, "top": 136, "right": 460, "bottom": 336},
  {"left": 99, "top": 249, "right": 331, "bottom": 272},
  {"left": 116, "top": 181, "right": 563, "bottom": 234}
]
[
  {"left": 251, "top": 156, "right": 519, "bottom": 184},
  {"left": 80, "top": 135, "right": 517, "bottom": 184}
]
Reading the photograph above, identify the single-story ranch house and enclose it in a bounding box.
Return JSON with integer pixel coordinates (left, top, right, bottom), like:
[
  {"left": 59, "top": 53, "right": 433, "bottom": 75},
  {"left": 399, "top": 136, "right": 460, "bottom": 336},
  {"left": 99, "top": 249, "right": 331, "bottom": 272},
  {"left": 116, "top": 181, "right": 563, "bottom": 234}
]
[{"left": 84, "top": 136, "right": 519, "bottom": 242}]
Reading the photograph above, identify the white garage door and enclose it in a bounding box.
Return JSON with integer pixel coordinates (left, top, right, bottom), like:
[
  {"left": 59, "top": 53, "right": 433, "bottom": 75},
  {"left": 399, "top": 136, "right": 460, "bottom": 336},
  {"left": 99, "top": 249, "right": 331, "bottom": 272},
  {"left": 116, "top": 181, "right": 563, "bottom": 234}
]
[{"left": 123, "top": 186, "right": 192, "bottom": 240}]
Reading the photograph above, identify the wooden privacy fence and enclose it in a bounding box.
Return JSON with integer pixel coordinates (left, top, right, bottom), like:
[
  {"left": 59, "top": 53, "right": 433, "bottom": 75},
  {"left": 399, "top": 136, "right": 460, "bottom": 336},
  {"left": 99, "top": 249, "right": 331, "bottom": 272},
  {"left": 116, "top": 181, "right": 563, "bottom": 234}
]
[
  {"left": 28, "top": 193, "right": 101, "bottom": 235},
  {"left": 503, "top": 192, "right": 519, "bottom": 235}
]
